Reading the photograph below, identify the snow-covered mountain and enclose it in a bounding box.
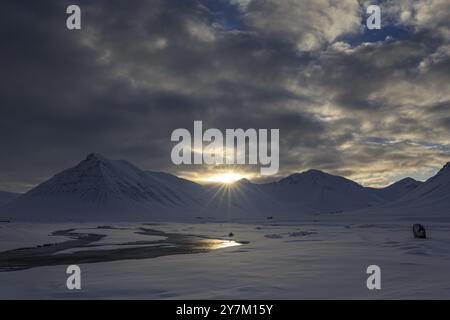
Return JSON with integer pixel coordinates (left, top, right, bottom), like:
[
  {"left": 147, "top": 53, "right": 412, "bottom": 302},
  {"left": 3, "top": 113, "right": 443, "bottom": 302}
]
[
  {"left": 349, "top": 163, "right": 450, "bottom": 220},
  {"left": 2, "top": 153, "right": 448, "bottom": 221},
  {"left": 201, "top": 170, "right": 386, "bottom": 217},
  {"left": 1, "top": 153, "right": 205, "bottom": 221},
  {"left": 367, "top": 177, "right": 422, "bottom": 201},
  {"left": 202, "top": 178, "right": 281, "bottom": 219},
  {"left": 398, "top": 162, "right": 450, "bottom": 206},
  {"left": 259, "top": 170, "right": 384, "bottom": 214},
  {"left": 0, "top": 191, "right": 20, "bottom": 207}
]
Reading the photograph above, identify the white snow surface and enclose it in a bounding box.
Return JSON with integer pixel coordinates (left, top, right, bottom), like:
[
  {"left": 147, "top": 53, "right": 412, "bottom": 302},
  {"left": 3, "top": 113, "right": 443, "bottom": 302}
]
[{"left": 0, "top": 218, "right": 449, "bottom": 299}]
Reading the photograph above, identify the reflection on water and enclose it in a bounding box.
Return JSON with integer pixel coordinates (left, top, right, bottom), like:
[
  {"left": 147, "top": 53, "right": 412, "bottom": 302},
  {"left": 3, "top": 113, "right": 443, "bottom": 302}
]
[
  {"left": 196, "top": 239, "right": 242, "bottom": 250},
  {"left": 0, "top": 227, "right": 246, "bottom": 272}
]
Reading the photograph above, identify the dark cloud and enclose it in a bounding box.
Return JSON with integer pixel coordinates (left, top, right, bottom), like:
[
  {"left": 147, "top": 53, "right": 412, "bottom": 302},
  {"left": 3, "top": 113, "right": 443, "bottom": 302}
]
[{"left": 0, "top": 0, "right": 449, "bottom": 192}]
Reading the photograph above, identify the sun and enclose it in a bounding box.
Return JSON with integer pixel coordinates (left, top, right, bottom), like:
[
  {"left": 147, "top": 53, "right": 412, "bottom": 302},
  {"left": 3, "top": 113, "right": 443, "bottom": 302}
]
[{"left": 204, "top": 173, "right": 245, "bottom": 184}]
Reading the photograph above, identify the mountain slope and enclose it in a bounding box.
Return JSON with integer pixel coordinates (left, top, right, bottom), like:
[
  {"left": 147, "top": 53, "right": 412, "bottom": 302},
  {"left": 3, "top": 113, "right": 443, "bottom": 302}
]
[
  {"left": 2, "top": 153, "right": 205, "bottom": 221},
  {"left": 399, "top": 163, "right": 450, "bottom": 205},
  {"left": 258, "top": 170, "right": 384, "bottom": 214},
  {"left": 367, "top": 177, "right": 422, "bottom": 201},
  {"left": 202, "top": 179, "right": 281, "bottom": 219},
  {"left": 348, "top": 163, "right": 450, "bottom": 220},
  {"left": 200, "top": 170, "right": 384, "bottom": 217},
  {"left": 0, "top": 191, "right": 20, "bottom": 207}
]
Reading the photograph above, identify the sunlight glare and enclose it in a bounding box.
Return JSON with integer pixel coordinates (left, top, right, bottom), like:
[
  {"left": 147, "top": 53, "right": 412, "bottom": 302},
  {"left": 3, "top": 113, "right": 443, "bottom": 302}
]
[
  {"left": 197, "top": 239, "right": 242, "bottom": 250},
  {"left": 204, "top": 173, "right": 245, "bottom": 184}
]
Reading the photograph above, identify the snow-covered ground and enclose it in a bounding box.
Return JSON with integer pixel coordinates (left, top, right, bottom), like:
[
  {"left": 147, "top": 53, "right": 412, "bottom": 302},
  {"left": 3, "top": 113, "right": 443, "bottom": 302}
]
[{"left": 0, "top": 218, "right": 449, "bottom": 299}]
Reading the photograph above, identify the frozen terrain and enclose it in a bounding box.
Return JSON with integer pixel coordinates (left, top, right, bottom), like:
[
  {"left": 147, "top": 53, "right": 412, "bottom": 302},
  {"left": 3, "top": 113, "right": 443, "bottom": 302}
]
[
  {"left": 0, "top": 155, "right": 449, "bottom": 298},
  {"left": 0, "top": 217, "right": 449, "bottom": 299}
]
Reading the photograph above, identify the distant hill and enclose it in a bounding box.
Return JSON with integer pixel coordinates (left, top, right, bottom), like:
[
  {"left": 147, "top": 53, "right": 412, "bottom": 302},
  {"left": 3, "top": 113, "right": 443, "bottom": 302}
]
[{"left": 367, "top": 177, "right": 422, "bottom": 201}]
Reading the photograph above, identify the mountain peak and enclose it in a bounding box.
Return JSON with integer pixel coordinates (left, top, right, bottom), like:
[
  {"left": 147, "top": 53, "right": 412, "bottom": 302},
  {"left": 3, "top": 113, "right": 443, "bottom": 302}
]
[
  {"left": 395, "top": 177, "right": 418, "bottom": 185},
  {"left": 434, "top": 161, "right": 450, "bottom": 177},
  {"left": 304, "top": 169, "right": 327, "bottom": 176},
  {"left": 236, "top": 178, "right": 251, "bottom": 184},
  {"left": 279, "top": 169, "right": 333, "bottom": 185},
  {"left": 85, "top": 153, "right": 108, "bottom": 162},
  {"left": 4, "top": 153, "right": 207, "bottom": 220}
]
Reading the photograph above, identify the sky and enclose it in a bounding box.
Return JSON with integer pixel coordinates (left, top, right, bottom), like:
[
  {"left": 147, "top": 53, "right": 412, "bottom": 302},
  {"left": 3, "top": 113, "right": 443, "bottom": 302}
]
[{"left": 1, "top": 0, "right": 450, "bottom": 192}]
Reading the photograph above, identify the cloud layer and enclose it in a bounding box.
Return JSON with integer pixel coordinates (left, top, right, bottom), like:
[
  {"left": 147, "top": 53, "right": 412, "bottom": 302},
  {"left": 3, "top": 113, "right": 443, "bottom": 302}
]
[{"left": 1, "top": 0, "right": 449, "bottom": 191}]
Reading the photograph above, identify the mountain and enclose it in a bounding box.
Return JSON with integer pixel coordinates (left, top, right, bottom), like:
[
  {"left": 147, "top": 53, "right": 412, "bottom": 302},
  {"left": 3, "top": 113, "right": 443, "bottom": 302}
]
[
  {"left": 258, "top": 170, "right": 384, "bottom": 214},
  {"left": 350, "top": 163, "right": 450, "bottom": 220},
  {"left": 0, "top": 156, "right": 385, "bottom": 221},
  {"left": 3, "top": 153, "right": 448, "bottom": 221},
  {"left": 367, "top": 177, "right": 422, "bottom": 201},
  {"left": 398, "top": 163, "right": 450, "bottom": 205},
  {"left": 200, "top": 170, "right": 385, "bottom": 217},
  {"left": 0, "top": 191, "right": 20, "bottom": 207},
  {"left": 1, "top": 153, "right": 205, "bottom": 221},
  {"left": 202, "top": 178, "right": 280, "bottom": 219}
]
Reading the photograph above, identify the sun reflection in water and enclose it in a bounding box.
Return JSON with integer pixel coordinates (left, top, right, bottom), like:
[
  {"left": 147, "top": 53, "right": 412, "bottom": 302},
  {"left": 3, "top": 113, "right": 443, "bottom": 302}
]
[{"left": 197, "top": 239, "right": 242, "bottom": 250}]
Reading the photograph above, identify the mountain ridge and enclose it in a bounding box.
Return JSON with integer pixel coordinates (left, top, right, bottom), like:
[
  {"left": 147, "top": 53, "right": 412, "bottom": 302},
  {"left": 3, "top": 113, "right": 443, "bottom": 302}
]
[
  {"left": 367, "top": 177, "right": 422, "bottom": 202},
  {"left": 1, "top": 153, "right": 448, "bottom": 221}
]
